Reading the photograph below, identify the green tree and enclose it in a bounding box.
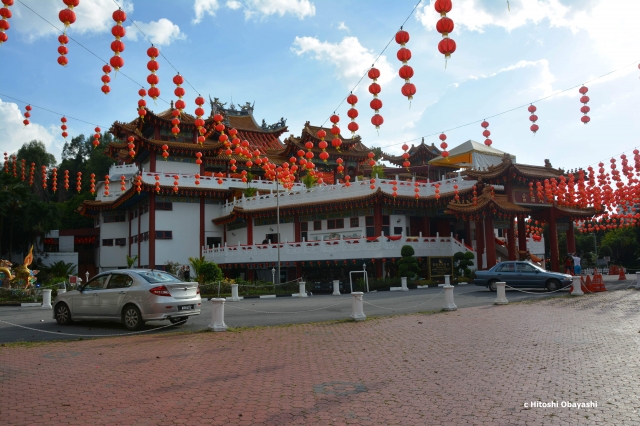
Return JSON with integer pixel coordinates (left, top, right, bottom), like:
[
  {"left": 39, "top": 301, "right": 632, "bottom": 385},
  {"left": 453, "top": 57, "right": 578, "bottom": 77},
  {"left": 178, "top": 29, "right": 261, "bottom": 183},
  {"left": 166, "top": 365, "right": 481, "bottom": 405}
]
[
  {"left": 16, "top": 140, "right": 56, "bottom": 168},
  {"left": 397, "top": 245, "right": 421, "bottom": 279},
  {"left": 371, "top": 163, "right": 386, "bottom": 178},
  {"left": 599, "top": 227, "right": 639, "bottom": 265},
  {"left": 126, "top": 255, "right": 138, "bottom": 268},
  {"left": 188, "top": 256, "right": 223, "bottom": 284},
  {"left": 453, "top": 251, "right": 474, "bottom": 277},
  {"left": 301, "top": 172, "right": 317, "bottom": 189}
]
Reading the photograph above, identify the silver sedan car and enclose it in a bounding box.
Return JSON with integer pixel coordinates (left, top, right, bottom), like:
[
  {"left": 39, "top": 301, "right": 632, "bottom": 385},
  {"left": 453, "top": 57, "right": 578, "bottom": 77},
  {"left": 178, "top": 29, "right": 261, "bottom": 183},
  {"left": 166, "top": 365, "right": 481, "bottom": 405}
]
[{"left": 52, "top": 270, "right": 201, "bottom": 330}]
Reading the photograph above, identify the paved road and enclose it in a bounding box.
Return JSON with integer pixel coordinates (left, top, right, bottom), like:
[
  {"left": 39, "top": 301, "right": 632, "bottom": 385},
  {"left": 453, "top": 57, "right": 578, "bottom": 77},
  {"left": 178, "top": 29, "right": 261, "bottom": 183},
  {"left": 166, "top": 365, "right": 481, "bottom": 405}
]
[
  {"left": 2, "top": 281, "right": 640, "bottom": 424},
  {"left": 0, "top": 277, "right": 634, "bottom": 343}
]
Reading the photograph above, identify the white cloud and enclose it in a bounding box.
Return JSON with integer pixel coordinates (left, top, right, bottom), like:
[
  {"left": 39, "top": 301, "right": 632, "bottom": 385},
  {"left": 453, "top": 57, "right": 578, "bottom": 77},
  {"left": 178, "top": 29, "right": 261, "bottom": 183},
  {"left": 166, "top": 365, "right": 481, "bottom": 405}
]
[
  {"left": 226, "top": 0, "right": 243, "bottom": 10},
  {"left": 291, "top": 36, "right": 394, "bottom": 88},
  {"left": 193, "top": 0, "right": 221, "bottom": 23},
  {"left": 416, "top": 0, "right": 640, "bottom": 66},
  {"left": 466, "top": 59, "right": 556, "bottom": 96},
  {"left": 11, "top": 0, "right": 133, "bottom": 40},
  {"left": 0, "top": 100, "right": 59, "bottom": 159},
  {"left": 126, "top": 19, "right": 186, "bottom": 46},
  {"left": 337, "top": 21, "right": 349, "bottom": 32},
  {"left": 242, "top": 0, "right": 316, "bottom": 20}
]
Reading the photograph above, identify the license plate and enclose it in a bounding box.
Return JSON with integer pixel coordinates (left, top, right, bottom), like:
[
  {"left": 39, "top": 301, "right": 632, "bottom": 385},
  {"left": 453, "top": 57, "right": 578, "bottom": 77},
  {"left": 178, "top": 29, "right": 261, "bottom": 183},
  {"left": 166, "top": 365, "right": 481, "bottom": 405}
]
[{"left": 178, "top": 305, "right": 194, "bottom": 311}]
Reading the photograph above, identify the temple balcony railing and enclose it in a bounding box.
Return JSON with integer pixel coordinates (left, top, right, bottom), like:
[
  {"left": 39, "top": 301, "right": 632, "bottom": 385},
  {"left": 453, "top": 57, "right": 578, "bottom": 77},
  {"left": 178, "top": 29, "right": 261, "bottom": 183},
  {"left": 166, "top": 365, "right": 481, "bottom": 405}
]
[
  {"left": 221, "top": 175, "right": 475, "bottom": 214},
  {"left": 203, "top": 232, "right": 476, "bottom": 267}
]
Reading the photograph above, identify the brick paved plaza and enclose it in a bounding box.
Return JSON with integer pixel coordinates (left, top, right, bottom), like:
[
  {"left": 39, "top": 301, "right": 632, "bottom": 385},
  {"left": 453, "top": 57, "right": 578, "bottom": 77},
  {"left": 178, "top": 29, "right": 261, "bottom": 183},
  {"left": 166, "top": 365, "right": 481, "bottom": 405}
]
[{"left": 1, "top": 288, "right": 640, "bottom": 425}]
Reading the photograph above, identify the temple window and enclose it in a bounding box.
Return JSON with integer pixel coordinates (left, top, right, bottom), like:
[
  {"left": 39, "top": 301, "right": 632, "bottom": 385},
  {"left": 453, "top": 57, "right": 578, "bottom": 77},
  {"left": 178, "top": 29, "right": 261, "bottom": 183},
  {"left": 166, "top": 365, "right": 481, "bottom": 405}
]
[
  {"left": 350, "top": 217, "right": 359, "bottom": 228},
  {"left": 313, "top": 220, "right": 322, "bottom": 231},
  {"left": 102, "top": 239, "right": 114, "bottom": 246},
  {"left": 327, "top": 219, "right": 344, "bottom": 230}
]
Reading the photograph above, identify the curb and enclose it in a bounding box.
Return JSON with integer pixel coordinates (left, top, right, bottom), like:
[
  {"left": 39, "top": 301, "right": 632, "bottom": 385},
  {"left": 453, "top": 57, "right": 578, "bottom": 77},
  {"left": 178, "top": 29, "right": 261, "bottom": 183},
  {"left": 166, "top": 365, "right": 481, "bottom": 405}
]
[
  {"left": 0, "top": 303, "right": 41, "bottom": 307},
  {"left": 208, "top": 292, "right": 312, "bottom": 301}
]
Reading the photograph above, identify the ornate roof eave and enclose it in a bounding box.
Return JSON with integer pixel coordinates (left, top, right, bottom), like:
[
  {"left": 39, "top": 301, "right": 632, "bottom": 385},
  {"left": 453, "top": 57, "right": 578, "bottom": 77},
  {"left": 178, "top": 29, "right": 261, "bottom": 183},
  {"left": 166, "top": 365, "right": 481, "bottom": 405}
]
[
  {"left": 381, "top": 140, "right": 441, "bottom": 165},
  {"left": 446, "top": 187, "right": 532, "bottom": 215},
  {"left": 463, "top": 154, "right": 564, "bottom": 182},
  {"left": 107, "top": 128, "right": 224, "bottom": 154}
]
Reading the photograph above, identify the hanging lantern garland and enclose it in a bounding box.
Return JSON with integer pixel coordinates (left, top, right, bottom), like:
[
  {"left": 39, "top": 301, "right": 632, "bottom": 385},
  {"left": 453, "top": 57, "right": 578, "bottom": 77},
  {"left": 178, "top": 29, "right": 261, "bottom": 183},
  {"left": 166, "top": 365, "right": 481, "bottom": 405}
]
[
  {"left": 528, "top": 104, "right": 538, "bottom": 134},
  {"left": 161, "top": 144, "right": 169, "bottom": 160},
  {"left": 195, "top": 173, "right": 200, "bottom": 185},
  {"left": 57, "top": 34, "right": 69, "bottom": 67},
  {"left": 401, "top": 143, "right": 410, "bottom": 169},
  {"left": 109, "top": 8, "right": 126, "bottom": 74},
  {"left": 396, "top": 28, "right": 416, "bottom": 103},
  {"left": 137, "top": 88, "right": 147, "bottom": 119},
  {"left": 20, "top": 158, "right": 25, "bottom": 181},
  {"left": 435, "top": 0, "right": 456, "bottom": 67},
  {"left": 154, "top": 174, "right": 160, "bottom": 193},
  {"left": 0, "top": 0, "right": 13, "bottom": 45},
  {"left": 171, "top": 107, "right": 180, "bottom": 136},
  {"left": 328, "top": 114, "right": 339, "bottom": 156},
  {"left": 63, "top": 169, "right": 68, "bottom": 190},
  {"left": 481, "top": 120, "right": 492, "bottom": 146},
  {"left": 346, "top": 93, "right": 359, "bottom": 137},
  {"left": 61, "top": 116, "right": 68, "bottom": 139},
  {"left": 52, "top": 168, "right": 58, "bottom": 192},
  {"left": 104, "top": 174, "right": 110, "bottom": 196},
  {"left": 41, "top": 165, "right": 47, "bottom": 190},
  {"left": 89, "top": 173, "right": 95, "bottom": 195},
  {"left": 195, "top": 151, "right": 202, "bottom": 166},
  {"left": 173, "top": 174, "right": 179, "bottom": 193},
  {"left": 134, "top": 174, "right": 142, "bottom": 194},
  {"left": 146, "top": 46, "right": 160, "bottom": 101},
  {"left": 23, "top": 104, "right": 31, "bottom": 126},
  {"left": 29, "top": 162, "right": 34, "bottom": 186},
  {"left": 76, "top": 171, "right": 82, "bottom": 193},
  {"left": 579, "top": 86, "right": 590, "bottom": 124},
  {"left": 173, "top": 74, "right": 186, "bottom": 113},
  {"left": 127, "top": 135, "right": 135, "bottom": 158},
  {"left": 439, "top": 133, "right": 449, "bottom": 158},
  {"left": 194, "top": 95, "right": 206, "bottom": 144},
  {"left": 92, "top": 127, "right": 100, "bottom": 148},
  {"left": 368, "top": 67, "right": 384, "bottom": 130},
  {"left": 101, "top": 64, "right": 111, "bottom": 94},
  {"left": 120, "top": 175, "right": 126, "bottom": 192}
]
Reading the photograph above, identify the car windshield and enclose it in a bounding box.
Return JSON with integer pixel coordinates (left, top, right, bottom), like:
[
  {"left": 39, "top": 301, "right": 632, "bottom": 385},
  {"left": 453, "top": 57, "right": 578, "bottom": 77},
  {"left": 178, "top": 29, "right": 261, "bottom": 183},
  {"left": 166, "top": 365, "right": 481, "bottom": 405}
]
[{"left": 135, "top": 271, "right": 182, "bottom": 283}]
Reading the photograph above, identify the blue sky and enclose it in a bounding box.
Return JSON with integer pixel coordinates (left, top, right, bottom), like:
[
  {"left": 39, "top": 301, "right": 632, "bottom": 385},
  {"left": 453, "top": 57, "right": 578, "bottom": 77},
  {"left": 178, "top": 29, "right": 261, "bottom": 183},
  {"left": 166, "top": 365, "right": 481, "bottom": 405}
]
[{"left": 1, "top": 0, "right": 640, "bottom": 173}]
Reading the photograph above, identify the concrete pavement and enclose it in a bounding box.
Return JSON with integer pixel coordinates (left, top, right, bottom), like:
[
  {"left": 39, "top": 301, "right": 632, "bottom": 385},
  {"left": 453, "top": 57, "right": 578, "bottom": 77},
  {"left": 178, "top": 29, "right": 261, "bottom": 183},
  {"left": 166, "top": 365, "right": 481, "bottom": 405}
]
[{"left": 1, "top": 278, "right": 639, "bottom": 424}]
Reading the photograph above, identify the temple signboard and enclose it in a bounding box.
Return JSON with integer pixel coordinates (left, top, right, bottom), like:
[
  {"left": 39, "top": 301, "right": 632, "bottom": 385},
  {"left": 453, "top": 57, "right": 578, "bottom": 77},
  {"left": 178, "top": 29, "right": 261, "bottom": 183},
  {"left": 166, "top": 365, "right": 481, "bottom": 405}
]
[
  {"left": 428, "top": 256, "right": 454, "bottom": 279},
  {"left": 511, "top": 189, "right": 551, "bottom": 206}
]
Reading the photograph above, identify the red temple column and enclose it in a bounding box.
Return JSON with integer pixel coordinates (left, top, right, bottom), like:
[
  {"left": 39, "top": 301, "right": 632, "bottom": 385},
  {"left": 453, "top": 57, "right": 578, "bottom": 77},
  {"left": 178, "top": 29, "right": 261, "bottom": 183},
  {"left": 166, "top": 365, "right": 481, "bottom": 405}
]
[
  {"left": 423, "top": 217, "right": 431, "bottom": 237},
  {"left": 507, "top": 217, "right": 516, "bottom": 260},
  {"left": 128, "top": 208, "right": 132, "bottom": 258},
  {"left": 294, "top": 213, "right": 301, "bottom": 242},
  {"left": 149, "top": 193, "right": 156, "bottom": 269},
  {"left": 137, "top": 204, "right": 141, "bottom": 267},
  {"left": 548, "top": 208, "right": 559, "bottom": 272},
  {"left": 484, "top": 215, "right": 497, "bottom": 268},
  {"left": 150, "top": 152, "right": 156, "bottom": 173},
  {"left": 437, "top": 219, "right": 450, "bottom": 237},
  {"left": 566, "top": 222, "right": 576, "bottom": 254},
  {"left": 475, "top": 218, "right": 485, "bottom": 269},
  {"left": 247, "top": 217, "right": 253, "bottom": 245},
  {"left": 464, "top": 220, "right": 472, "bottom": 246},
  {"left": 517, "top": 215, "right": 527, "bottom": 260}
]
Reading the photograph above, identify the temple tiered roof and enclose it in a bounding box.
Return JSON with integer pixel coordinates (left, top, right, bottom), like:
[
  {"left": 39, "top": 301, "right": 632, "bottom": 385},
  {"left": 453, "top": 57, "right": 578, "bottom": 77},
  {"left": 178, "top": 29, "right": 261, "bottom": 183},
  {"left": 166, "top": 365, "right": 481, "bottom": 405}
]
[
  {"left": 464, "top": 154, "right": 564, "bottom": 183},
  {"left": 382, "top": 138, "right": 443, "bottom": 167}
]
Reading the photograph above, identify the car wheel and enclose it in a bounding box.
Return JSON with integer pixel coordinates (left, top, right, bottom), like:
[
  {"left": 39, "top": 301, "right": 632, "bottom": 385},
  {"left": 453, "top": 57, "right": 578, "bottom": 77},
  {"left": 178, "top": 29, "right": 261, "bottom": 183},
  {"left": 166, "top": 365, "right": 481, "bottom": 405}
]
[
  {"left": 122, "top": 305, "right": 144, "bottom": 331},
  {"left": 546, "top": 279, "right": 560, "bottom": 292},
  {"left": 54, "top": 303, "right": 73, "bottom": 325},
  {"left": 169, "top": 317, "right": 188, "bottom": 325},
  {"left": 488, "top": 280, "right": 498, "bottom": 292}
]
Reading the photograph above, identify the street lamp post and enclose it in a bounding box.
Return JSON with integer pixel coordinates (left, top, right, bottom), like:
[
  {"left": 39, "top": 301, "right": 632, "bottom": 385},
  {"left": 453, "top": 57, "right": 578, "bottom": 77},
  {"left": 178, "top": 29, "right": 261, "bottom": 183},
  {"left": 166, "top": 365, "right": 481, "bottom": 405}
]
[
  {"left": 276, "top": 173, "right": 281, "bottom": 285},
  {"left": 271, "top": 267, "right": 276, "bottom": 284}
]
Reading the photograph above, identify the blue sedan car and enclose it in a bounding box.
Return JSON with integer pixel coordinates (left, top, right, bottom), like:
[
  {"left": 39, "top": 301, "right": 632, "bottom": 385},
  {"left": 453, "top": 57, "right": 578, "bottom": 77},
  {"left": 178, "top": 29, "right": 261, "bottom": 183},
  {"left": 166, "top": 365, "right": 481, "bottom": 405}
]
[{"left": 474, "top": 261, "right": 573, "bottom": 292}]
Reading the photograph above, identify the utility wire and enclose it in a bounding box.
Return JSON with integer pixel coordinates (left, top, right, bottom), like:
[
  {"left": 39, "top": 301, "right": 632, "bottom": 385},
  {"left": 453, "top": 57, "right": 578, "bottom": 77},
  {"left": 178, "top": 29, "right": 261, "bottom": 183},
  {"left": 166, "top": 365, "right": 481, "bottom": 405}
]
[
  {"left": 321, "top": 0, "right": 424, "bottom": 126},
  {"left": 0, "top": 92, "right": 108, "bottom": 128},
  {"left": 16, "top": 0, "right": 170, "bottom": 105},
  {"left": 111, "top": 0, "right": 202, "bottom": 96}
]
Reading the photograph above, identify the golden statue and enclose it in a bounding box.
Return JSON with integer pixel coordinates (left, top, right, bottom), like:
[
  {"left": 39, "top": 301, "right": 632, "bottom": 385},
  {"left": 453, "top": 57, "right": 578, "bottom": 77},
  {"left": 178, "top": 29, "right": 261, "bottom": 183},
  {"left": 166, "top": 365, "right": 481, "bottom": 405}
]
[{"left": 0, "top": 246, "right": 36, "bottom": 289}]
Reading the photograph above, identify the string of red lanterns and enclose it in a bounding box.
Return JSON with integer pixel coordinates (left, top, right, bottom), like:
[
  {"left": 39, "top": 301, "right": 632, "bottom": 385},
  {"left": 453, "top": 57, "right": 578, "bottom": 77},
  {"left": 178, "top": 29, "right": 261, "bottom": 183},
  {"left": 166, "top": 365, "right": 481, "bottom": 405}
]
[
  {"left": 92, "top": 127, "right": 100, "bottom": 148},
  {"left": 146, "top": 46, "right": 160, "bottom": 101},
  {"left": 0, "top": 0, "right": 13, "bottom": 45},
  {"left": 480, "top": 120, "right": 492, "bottom": 146},
  {"left": 528, "top": 104, "right": 538, "bottom": 134},
  {"left": 109, "top": 8, "right": 126, "bottom": 75},
  {"left": 23, "top": 104, "right": 31, "bottom": 126},
  {"left": 435, "top": 0, "right": 456, "bottom": 67},
  {"left": 579, "top": 86, "right": 590, "bottom": 124},
  {"left": 57, "top": 0, "right": 78, "bottom": 65},
  {"left": 439, "top": 133, "right": 449, "bottom": 158},
  {"left": 395, "top": 28, "right": 416, "bottom": 103},
  {"left": 368, "top": 67, "right": 384, "bottom": 130},
  {"left": 60, "top": 116, "right": 68, "bottom": 139}
]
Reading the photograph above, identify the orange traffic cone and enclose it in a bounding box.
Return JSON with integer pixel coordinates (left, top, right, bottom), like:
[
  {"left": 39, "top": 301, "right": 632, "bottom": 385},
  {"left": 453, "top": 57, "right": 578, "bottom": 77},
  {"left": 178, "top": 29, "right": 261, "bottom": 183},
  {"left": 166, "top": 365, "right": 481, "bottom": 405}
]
[
  {"left": 592, "top": 273, "right": 607, "bottom": 292},
  {"left": 618, "top": 268, "right": 627, "bottom": 280},
  {"left": 582, "top": 275, "right": 592, "bottom": 293}
]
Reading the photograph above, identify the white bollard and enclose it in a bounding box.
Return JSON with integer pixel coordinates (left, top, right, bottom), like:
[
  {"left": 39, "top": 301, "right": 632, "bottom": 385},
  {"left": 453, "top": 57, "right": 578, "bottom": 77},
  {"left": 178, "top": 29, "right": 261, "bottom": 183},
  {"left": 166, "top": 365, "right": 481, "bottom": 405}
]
[
  {"left": 570, "top": 276, "right": 584, "bottom": 296},
  {"left": 208, "top": 298, "right": 227, "bottom": 332},
  {"left": 41, "top": 289, "right": 52, "bottom": 309},
  {"left": 494, "top": 282, "right": 509, "bottom": 305},
  {"left": 401, "top": 277, "right": 408, "bottom": 291},
  {"left": 442, "top": 275, "right": 457, "bottom": 311},
  {"left": 332, "top": 280, "right": 341, "bottom": 296},
  {"left": 230, "top": 283, "right": 241, "bottom": 301},
  {"left": 350, "top": 292, "right": 366, "bottom": 321},
  {"left": 636, "top": 272, "right": 640, "bottom": 290},
  {"left": 299, "top": 281, "right": 307, "bottom": 297}
]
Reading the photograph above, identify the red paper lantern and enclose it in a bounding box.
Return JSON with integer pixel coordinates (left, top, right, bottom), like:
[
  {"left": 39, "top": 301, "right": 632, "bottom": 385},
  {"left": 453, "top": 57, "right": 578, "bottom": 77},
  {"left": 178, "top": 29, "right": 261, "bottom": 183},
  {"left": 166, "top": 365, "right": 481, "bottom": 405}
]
[
  {"left": 0, "top": 0, "right": 13, "bottom": 45},
  {"left": 439, "top": 133, "right": 449, "bottom": 158},
  {"left": 60, "top": 116, "right": 68, "bottom": 139},
  {"left": 528, "top": 104, "right": 539, "bottom": 134},
  {"left": 434, "top": 0, "right": 456, "bottom": 65},
  {"left": 195, "top": 151, "right": 203, "bottom": 165},
  {"left": 109, "top": 8, "right": 126, "bottom": 73},
  {"left": 76, "top": 171, "right": 82, "bottom": 193},
  {"left": 368, "top": 67, "right": 384, "bottom": 129},
  {"left": 147, "top": 46, "right": 160, "bottom": 100},
  {"left": 481, "top": 120, "right": 492, "bottom": 146},
  {"left": 93, "top": 127, "right": 100, "bottom": 148},
  {"left": 396, "top": 28, "right": 416, "bottom": 101},
  {"left": 127, "top": 136, "right": 136, "bottom": 158},
  {"left": 120, "top": 175, "right": 126, "bottom": 192},
  {"left": 579, "top": 86, "right": 590, "bottom": 124},
  {"left": 346, "top": 93, "right": 359, "bottom": 136},
  {"left": 58, "top": 1, "right": 78, "bottom": 33},
  {"left": 22, "top": 104, "right": 31, "bottom": 126}
]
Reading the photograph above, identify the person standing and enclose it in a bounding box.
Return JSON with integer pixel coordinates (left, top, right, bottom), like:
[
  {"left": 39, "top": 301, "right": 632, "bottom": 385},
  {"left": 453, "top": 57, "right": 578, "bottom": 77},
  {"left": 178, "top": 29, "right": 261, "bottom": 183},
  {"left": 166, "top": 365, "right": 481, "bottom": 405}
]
[
  {"left": 184, "top": 265, "right": 191, "bottom": 282},
  {"left": 564, "top": 254, "right": 574, "bottom": 275},
  {"left": 572, "top": 253, "right": 582, "bottom": 275}
]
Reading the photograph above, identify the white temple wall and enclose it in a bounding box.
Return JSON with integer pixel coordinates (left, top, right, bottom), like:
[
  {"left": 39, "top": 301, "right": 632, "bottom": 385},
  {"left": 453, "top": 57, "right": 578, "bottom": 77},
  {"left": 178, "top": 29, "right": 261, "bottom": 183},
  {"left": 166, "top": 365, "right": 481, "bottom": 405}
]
[{"left": 154, "top": 201, "right": 200, "bottom": 266}]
